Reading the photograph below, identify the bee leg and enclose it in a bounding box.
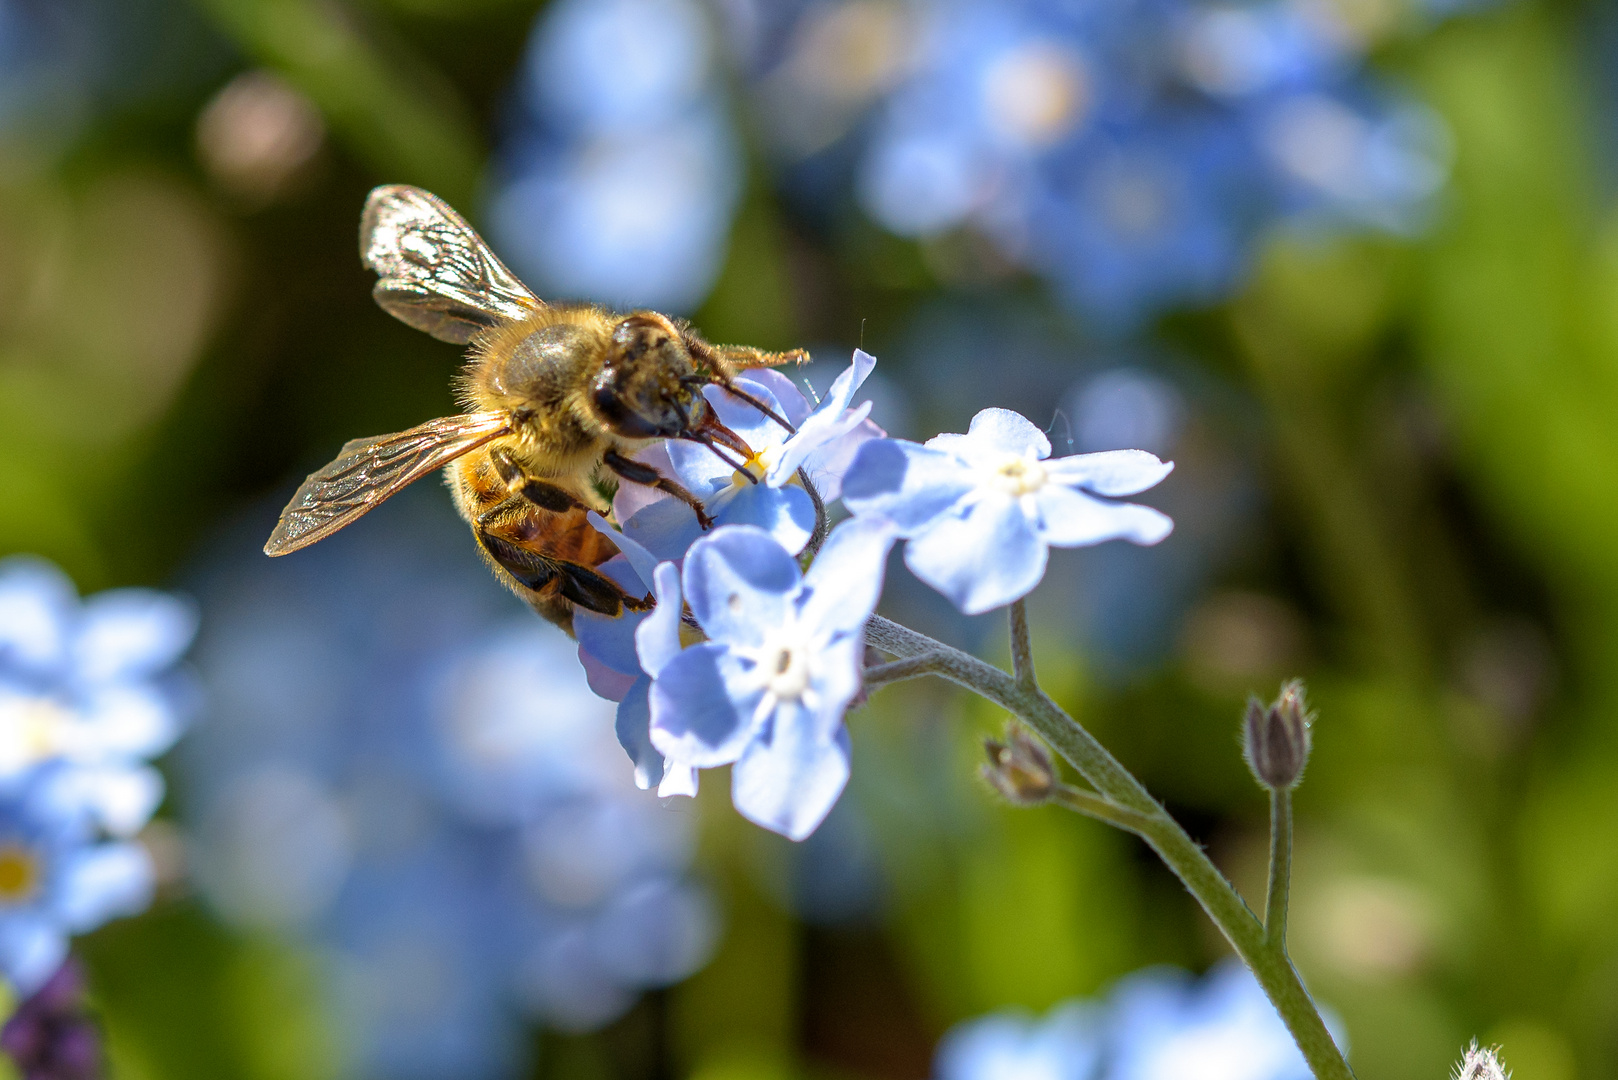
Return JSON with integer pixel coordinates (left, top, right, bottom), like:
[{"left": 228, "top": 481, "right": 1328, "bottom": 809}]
[
  {"left": 602, "top": 449, "right": 716, "bottom": 530},
  {"left": 487, "top": 447, "right": 590, "bottom": 515},
  {"left": 682, "top": 331, "right": 809, "bottom": 373},
  {"left": 477, "top": 530, "right": 641, "bottom": 618}
]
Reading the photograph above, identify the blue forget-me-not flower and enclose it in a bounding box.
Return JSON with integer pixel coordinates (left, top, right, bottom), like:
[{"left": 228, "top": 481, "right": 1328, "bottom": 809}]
[
  {"left": 843, "top": 408, "right": 1173, "bottom": 614},
  {"left": 0, "top": 555, "right": 194, "bottom": 994},
  {"left": 0, "top": 766, "right": 154, "bottom": 996},
  {"left": 937, "top": 960, "right": 1325, "bottom": 1080},
  {"left": 637, "top": 517, "right": 895, "bottom": 840}
]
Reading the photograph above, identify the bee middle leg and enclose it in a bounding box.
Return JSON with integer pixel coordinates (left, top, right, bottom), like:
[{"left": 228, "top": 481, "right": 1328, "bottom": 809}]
[
  {"left": 486, "top": 446, "right": 590, "bottom": 516},
  {"left": 602, "top": 448, "right": 716, "bottom": 530}
]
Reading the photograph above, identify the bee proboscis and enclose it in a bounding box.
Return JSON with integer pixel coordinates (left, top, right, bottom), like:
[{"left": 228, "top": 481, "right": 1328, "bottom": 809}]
[{"left": 265, "top": 184, "right": 808, "bottom": 631}]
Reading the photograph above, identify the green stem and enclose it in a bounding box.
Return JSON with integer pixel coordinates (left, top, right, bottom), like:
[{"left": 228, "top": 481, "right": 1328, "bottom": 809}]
[
  {"left": 863, "top": 614, "right": 1352, "bottom": 1080},
  {"left": 1051, "top": 784, "right": 1158, "bottom": 833},
  {"left": 1266, "top": 789, "right": 1293, "bottom": 950}
]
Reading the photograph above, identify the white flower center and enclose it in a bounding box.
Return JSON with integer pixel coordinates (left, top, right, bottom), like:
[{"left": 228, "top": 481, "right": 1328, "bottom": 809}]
[
  {"left": 985, "top": 453, "right": 1049, "bottom": 497},
  {"left": 761, "top": 632, "right": 813, "bottom": 702}
]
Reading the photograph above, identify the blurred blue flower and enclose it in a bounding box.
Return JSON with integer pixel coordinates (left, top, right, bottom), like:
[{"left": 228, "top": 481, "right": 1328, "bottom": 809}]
[
  {"left": 490, "top": 0, "right": 743, "bottom": 313},
  {"left": 0, "top": 766, "right": 153, "bottom": 996},
  {"left": 184, "top": 492, "right": 718, "bottom": 1079},
  {"left": 639, "top": 517, "right": 895, "bottom": 839},
  {"left": 843, "top": 408, "right": 1173, "bottom": 614},
  {"left": 0, "top": 558, "right": 196, "bottom": 838},
  {"left": 737, "top": 0, "right": 1459, "bottom": 327},
  {"left": 937, "top": 961, "right": 1328, "bottom": 1080}
]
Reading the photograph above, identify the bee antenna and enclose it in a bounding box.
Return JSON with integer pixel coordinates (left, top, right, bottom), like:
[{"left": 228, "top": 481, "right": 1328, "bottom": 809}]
[{"left": 723, "top": 384, "right": 798, "bottom": 435}]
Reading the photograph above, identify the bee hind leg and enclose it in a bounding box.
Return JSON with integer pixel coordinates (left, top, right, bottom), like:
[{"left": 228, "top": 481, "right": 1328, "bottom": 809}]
[
  {"left": 477, "top": 531, "right": 639, "bottom": 619},
  {"left": 602, "top": 449, "right": 716, "bottom": 530}
]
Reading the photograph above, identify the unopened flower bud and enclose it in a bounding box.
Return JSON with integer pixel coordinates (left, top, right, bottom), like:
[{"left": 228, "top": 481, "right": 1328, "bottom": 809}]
[
  {"left": 1244, "top": 679, "right": 1313, "bottom": 791},
  {"left": 982, "top": 725, "right": 1056, "bottom": 805},
  {"left": 1454, "top": 1041, "right": 1510, "bottom": 1080}
]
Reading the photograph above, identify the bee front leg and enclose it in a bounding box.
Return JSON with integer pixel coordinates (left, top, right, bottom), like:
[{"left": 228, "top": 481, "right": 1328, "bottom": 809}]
[
  {"left": 602, "top": 448, "right": 716, "bottom": 530},
  {"left": 681, "top": 331, "right": 808, "bottom": 373}
]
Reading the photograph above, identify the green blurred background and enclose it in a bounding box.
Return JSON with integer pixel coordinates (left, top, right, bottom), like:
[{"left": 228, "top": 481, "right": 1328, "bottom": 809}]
[{"left": 4, "top": 0, "right": 1618, "bottom": 1077}]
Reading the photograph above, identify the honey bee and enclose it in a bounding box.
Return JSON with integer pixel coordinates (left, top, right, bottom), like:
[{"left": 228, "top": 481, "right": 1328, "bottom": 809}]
[{"left": 264, "top": 184, "right": 808, "bottom": 631}]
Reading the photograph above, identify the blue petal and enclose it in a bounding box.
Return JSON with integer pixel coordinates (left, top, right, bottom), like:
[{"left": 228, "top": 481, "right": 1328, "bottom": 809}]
[
  {"left": 731, "top": 722, "right": 851, "bottom": 841},
  {"left": 801, "top": 414, "right": 885, "bottom": 504},
  {"left": 1044, "top": 448, "right": 1174, "bottom": 496},
  {"left": 0, "top": 557, "right": 77, "bottom": 678},
  {"left": 667, "top": 437, "right": 740, "bottom": 497},
  {"left": 841, "top": 440, "right": 974, "bottom": 535},
  {"left": 576, "top": 605, "right": 645, "bottom": 677},
  {"left": 715, "top": 483, "right": 815, "bottom": 556},
  {"left": 635, "top": 563, "right": 685, "bottom": 678},
  {"left": 586, "top": 512, "right": 659, "bottom": 588},
  {"left": 73, "top": 589, "right": 198, "bottom": 683},
  {"left": 614, "top": 678, "right": 665, "bottom": 790},
  {"left": 57, "top": 842, "right": 154, "bottom": 931},
  {"left": 0, "top": 915, "right": 66, "bottom": 997},
  {"left": 682, "top": 527, "right": 800, "bottom": 646},
  {"left": 800, "top": 517, "right": 897, "bottom": 637},
  {"left": 1034, "top": 485, "right": 1174, "bottom": 547},
  {"left": 904, "top": 498, "right": 1047, "bottom": 614},
  {"left": 648, "top": 643, "right": 758, "bottom": 767},
  {"left": 927, "top": 408, "right": 1051, "bottom": 460},
  {"left": 765, "top": 350, "right": 878, "bottom": 485},
  {"left": 623, "top": 498, "right": 705, "bottom": 563},
  {"left": 705, "top": 383, "right": 792, "bottom": 452}
]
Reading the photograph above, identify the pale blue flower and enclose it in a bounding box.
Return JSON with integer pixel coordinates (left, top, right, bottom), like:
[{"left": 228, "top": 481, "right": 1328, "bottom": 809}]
[
  {"left": 0, "top": 765, "right": 153, "bottom": 996},
  {"left": 0, "top": 556, "right": 195, "bottom": 838},
  {"left": 637, "top": 517, "right": 896, "bottom": 839},
  {"left": 663, "top": 349, "right": 882, "bottom": 553},
  {"left": 843, "top": 408, "right": 1173, "bottom": 615}
]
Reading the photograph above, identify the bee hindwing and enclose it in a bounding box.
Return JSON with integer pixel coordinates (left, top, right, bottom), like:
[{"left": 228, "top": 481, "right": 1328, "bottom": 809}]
[
  {"left": 265, "top": 412, "right": 511, "bottom": 555},
  {"left": 360, "top": 184, "right": 543, "bottom": 344}
]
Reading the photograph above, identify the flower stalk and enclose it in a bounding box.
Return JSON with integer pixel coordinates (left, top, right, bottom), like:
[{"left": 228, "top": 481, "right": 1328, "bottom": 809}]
[{"left": 862, "top": 613, "right": 1353, "bottom": 1080}]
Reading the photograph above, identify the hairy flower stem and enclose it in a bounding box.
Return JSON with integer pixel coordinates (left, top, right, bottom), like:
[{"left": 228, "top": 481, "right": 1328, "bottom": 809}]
[
  {"left": 863, "top": 613, "right": 1352, "bottom": 1080},
  {"left": 1266, "top": 789, "right": 1292, "bottom": 949}
]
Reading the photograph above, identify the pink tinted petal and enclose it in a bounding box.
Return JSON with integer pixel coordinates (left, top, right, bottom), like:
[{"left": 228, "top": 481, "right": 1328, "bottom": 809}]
[
  {"left": 738, "top": 370, "right": 812, "bottom": 426},
  {"left": 582, "top": 647, "right": 638, "bottom": 702},
  {"left": 904, "top": 498, "right": 1047, "bottom": 614},
  {"left": 1044, "top": 449, "right": 1174, "bottom": 496},
  {"left": 801, "top": 415, "right": 885, "bottom": 504},
  {"left": 613, "top": 444, "right": 678, "bottom": 521}
]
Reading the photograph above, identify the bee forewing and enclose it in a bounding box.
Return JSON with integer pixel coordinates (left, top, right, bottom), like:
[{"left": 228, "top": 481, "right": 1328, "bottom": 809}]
[
  {"left": 265, "top": 411, "right": 511, "bottom": 556},
  {"left": 360, "top": 184, "right": 544, "bottom": 345}
]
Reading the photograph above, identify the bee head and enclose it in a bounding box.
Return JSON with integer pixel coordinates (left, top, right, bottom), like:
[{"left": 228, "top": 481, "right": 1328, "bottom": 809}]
[{"left": 593, "top": 314, "right": 707, "bottom": 439}]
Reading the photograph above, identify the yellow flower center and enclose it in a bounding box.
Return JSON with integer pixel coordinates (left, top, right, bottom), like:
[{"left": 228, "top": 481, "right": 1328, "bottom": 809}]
[
  {"left": 988, "top": 455, "right": 1049, "bottom": 497},
  {"left": 0, "top": 844, "right": 41, "bottom": 903}
]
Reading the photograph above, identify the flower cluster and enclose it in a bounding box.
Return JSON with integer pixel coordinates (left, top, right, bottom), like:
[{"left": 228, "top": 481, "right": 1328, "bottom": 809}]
[
  {"left": 488, "top": 0, "right": 742, "bottom": 313},
  {"left": 582, "top": 352, "right": 1172, "bottom": 839},
  {"left": 937, "top": 961, "right": 1330, "bottom": 1080},
  {"left": 0, "top": 557, "right": 195, "bottom": 995},
  {"left": 183, "top": 494, "right": 717, "bottom": 1079},
  {"left": 731, "top": 0, "right": 1461, "bottom": 328}
]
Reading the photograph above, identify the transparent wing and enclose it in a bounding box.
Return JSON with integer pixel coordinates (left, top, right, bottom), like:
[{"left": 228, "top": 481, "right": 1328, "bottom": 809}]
[
  {"left": 265, "top": 412, "right": 511, "bottom": 555},
  {"left": 360, "top": 184, "right": 543, "bottom": 344}
]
